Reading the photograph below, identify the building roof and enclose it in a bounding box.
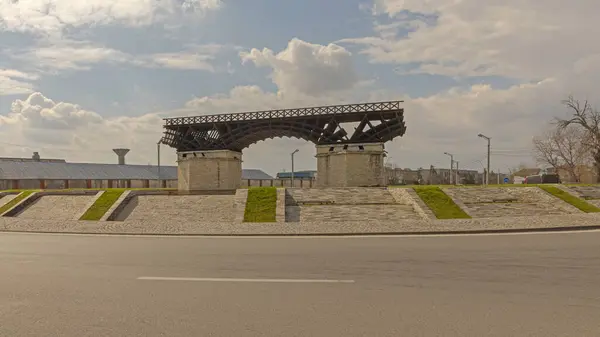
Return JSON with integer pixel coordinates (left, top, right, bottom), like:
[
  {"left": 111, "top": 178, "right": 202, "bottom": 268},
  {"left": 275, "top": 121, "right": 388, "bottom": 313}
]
[
  {"left": 0, "top": 161, "right": 273, "bottom": 180},
  {"left": 276, "top": 170, "right": 316, "bottom": 178}
]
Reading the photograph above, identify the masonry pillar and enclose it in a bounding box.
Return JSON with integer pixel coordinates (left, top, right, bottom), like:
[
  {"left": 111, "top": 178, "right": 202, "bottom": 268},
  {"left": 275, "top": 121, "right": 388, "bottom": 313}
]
[
  {"left": 177, "top": 150, "right": 242, "bottom": 191},
  {"left": 315, "top": 143, "right": 386, "bottom": 187}
]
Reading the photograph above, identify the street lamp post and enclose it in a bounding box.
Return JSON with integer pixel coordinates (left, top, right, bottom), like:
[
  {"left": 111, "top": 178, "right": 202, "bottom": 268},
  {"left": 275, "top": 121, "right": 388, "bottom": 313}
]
[
  {"left": 478, "top": 134, "right": 491, "bottom": 185},
  {"left": 291, "top": 149, "right": 299, "bottom": 188},
  {"left": 444, "top": 152, "right": 454, "bottom": 185}
]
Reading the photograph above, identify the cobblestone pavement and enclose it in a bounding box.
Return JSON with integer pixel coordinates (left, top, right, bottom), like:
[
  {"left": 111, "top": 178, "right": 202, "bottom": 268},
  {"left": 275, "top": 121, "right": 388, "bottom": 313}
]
[
  {"left": 443, "top": 187, "right": 580, "bottom": 218},
  {"left": 0, "top": 194, "right": 17, "bottom": 208},
  {"left": 2, "top": 213, "right": 599, "bottom": 235},
  {"left": 17, "top": 195, "right": 96, "bottom": 221},
  {"left": 116, "top": 195, "right": 240, "bottom": 223},
  {"left": 285, "top": 188, "right": 420, "bottom": 222}
]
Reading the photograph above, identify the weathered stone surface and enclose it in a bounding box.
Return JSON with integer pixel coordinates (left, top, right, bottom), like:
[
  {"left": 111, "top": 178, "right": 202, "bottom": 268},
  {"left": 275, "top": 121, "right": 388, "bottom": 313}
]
[
  {"left": 285, "top": 187, "right": 420, "bottom": 222},
  {"left": 316, "top": 143, "right": 385, "bottom": 187},
  {"left": 17, "top": 195, "right": 96, "bottom": 221},
  {"left": 0, "top": 194, "right": 17, "bottom": 208},
  {"left": 565, "top": 186, "right": 600, "bottom": 199},
  {"left": 275, "top": 188, "right": 286, "bottom": 223},
  {"left": 388, "top": 188, "right": 437, "bottom": 220},
  {"left": 443, "top": 187, "right": 581, "bottom": 218},
  {"left": 113, "top": 195, "right": 240, "bottom": 222},
  {"left": 177, "top": 150, "right": 242, "bottom": 191}
]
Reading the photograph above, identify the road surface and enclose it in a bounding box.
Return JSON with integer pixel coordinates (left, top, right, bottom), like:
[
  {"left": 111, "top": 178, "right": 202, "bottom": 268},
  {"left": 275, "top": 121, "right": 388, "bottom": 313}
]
[{"left": 1, "top": 231, "right": 599, "bottom": 336}]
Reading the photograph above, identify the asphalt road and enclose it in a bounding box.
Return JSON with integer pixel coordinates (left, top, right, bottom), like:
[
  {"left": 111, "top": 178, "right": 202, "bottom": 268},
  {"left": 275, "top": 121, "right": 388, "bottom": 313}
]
[{"left": 1, "top": 231, "right": 600, "bottom": 337}]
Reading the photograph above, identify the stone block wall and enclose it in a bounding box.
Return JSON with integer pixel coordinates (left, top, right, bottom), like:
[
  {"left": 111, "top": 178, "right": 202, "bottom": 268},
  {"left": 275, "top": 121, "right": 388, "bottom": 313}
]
[
  {"left": 315, "top": 143, "right": 385, "bottom": 187},
  {"left": 177, "top": 150, "right": 242, "bottom": 191}
]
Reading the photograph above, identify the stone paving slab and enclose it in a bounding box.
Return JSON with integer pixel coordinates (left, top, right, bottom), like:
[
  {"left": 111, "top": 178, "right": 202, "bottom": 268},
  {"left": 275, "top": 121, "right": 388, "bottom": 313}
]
[
  {"left": 113, "top": 195, "right": 240, "bottom": 222},
  {"left": 286, "top": 187, "right": 397, "bottom": 204},
  {"left": 1, "top": 213, "right": 599, "bottom": 236},
  {"left": 564, "top": 186, "right": 600, "bottom": 199},
  {"left": 287, "top": 204, "right": 421, "bottom": 222},
  {"left": 443, "top": 187, "right": 580, "bottom": 218},
  {"left": 285, "top": 187, "right": 420, "bottom": 222},
  {"left": 16, "top": 195, "right": 96, "bottom": 221}
]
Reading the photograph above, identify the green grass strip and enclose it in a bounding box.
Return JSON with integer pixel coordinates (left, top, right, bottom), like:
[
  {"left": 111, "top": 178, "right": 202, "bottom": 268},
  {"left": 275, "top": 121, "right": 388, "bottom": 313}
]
[
  {"left": 0, "top": 191, "right": 35, "bottom": 214},
  {"left": 244, "top": 187, "right": 277, "bottom": 222},
  {"left": 538, "top": 186, "right": 600, "bottom": 213},
  {"left": 413, "top": 186, "right": 471, "bottom": 219},
  {"left": 79, "top": 189, "right": 126, "bottom": 220}
]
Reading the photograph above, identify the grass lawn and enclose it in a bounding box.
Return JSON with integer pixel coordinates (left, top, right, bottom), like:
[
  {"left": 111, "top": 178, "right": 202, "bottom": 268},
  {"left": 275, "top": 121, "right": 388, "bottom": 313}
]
[
  {"left": 244, "top": 187, "right": 277, "bottom": 222},
  {"left": 79, "top": 190, "right": 126, "bottom": 220},
  {"left": 0, "top": 191, "right": 35, "bottom": 214},
  {"left": 538, "top": 185, "right": 600, "bottom": 213},
  {"left": 413, "top": 186, "right": 471, "bottom": 219}
]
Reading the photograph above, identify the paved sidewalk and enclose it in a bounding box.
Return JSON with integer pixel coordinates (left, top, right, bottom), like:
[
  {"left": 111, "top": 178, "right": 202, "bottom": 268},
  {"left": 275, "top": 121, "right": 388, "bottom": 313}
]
[{"left": 1, "top": 213, "right": 599, "bottom": 236}]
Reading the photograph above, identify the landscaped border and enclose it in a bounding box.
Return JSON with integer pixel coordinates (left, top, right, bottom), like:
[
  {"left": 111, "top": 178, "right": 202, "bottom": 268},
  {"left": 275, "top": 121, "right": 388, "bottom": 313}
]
[
  {"left": 412, "top": 186, "right": 471, "bottom": 219},
  {"left": 244, "top": 187, "right": 277, "bottom": 222},
  {"left": 538, "top": 185, "right": 600, "bottom": 213},
  {"left": 80, "top": 189, "right": 127, "bottom": 220},
  {"left": 0, "top": 191, "right": 35, "bottom": 215}
]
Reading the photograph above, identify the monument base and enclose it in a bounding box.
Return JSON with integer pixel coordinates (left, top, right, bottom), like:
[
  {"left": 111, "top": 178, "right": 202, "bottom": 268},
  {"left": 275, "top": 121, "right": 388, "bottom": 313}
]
[
  {"left": 177, "top": 150, "right": 242, "bottom": 191},
  {"left": 316, "top": 143, "right": 386, "bottom": 187}
]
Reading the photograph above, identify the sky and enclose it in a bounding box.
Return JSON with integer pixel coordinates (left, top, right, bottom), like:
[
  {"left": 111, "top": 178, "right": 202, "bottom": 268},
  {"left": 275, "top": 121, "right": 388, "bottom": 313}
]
[{"left": 1, "top": 0, "right": 599, "bottom": 176}]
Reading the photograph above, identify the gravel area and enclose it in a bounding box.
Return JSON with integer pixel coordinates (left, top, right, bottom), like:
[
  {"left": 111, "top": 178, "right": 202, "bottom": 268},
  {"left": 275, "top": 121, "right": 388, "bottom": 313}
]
[
  {"left": 17, "top": 195, "right": 96, "bottom": 221},
  {"left": 2, "top": 213, "right": 599, "bottom": 235}
]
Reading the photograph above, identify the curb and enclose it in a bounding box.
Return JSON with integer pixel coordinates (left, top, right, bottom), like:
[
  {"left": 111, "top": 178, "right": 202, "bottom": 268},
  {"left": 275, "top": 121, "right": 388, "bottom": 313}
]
[{"left": 1, "top": 224, "right": 599, "bottom": 237}]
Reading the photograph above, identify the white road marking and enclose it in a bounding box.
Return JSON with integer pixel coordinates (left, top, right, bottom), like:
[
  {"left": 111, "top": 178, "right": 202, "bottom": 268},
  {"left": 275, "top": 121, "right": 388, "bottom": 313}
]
[{"left": 137, "top": 276, "right": 355, "bottom": 283}]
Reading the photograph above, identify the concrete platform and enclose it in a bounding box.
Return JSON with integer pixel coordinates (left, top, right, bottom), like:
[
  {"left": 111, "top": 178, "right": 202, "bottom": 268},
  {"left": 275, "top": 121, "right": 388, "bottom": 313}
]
[
  {"left": 17, "top": 195, "right": 96, "bottom": 221},
  {"left": 443, "top": 187, "right": 581, "bottom": 218},
  {"left": 112, "top": 195, "right": 243, "bottom": 223},
  {"left": 284, "top": 188, "right": 421, "bottom": 222}
]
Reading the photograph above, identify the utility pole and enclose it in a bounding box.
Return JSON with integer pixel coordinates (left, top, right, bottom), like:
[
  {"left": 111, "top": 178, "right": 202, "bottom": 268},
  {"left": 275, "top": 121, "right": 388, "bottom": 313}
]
[
  {"left": 291, "top": 149, "right": 299, "bottom": 188},
  {"left": 157, "top": 140, "right": 161, "bottom": 188},
  {"left": 478, "top": 134, "right": 491, "bottom": 185},
  {"left": 444, "top": 152, "right": 454, "bottom": 185},
  {"left": 497, "top": 169, "right": 500, "bottom": 185}
]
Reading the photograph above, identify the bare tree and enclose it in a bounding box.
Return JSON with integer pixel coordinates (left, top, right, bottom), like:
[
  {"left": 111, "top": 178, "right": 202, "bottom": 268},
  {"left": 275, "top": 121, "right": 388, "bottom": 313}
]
[
  {"left": 556, "top": 95, "right": 600, "bottom": 182},
  {"left": 533, "top": 124, "right": 590, "bottom": 182}
]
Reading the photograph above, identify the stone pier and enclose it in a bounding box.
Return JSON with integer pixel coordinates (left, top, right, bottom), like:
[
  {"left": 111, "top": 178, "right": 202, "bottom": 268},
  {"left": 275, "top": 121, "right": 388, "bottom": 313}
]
[
  {"left": 177, "top": 150, "right": 242, "bottom": 191},
  {"left": 315, "top": 143, "right": 386, "bottom": 187}
]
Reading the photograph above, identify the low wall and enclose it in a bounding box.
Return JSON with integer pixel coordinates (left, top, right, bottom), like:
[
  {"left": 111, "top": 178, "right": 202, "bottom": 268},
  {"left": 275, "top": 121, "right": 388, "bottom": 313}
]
[{"left": 241, "top": 178, "right": 315, "bottom": 188}]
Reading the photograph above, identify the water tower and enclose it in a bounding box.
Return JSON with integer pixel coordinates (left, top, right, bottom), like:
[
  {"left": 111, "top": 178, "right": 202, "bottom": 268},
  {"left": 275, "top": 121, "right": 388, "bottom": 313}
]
[{"left": 113, "top": 148, "right": 130, "bottom": 165}]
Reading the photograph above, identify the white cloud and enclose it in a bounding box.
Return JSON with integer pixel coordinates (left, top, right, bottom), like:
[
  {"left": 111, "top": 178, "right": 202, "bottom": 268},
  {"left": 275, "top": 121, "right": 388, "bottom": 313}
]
[
  {"left": 0, "top": 0, "right": 222, "bottom": 35},
  {"left": 0, "top": 69, "right": 37, "bottom": 95},
  {"left": 240, "top": 38, "right": 359, "bottom": 96},
  {"left": 10, "top": 41, "right": 230, "bottom": 72},
  {"left": 343, "top": 0, "right": 600, "bottom": 80}
]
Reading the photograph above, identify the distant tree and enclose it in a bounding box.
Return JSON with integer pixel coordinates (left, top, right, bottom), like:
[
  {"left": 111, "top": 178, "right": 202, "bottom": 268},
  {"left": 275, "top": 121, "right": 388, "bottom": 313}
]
[
  {"left": 533, "top": 124, "right": 590, "bottom": 182},
  {"left": 463, "top": 173, "right": 476, "bottom": 185},
  {"left": 555, "top": 96, "right": 600, "bottom": 182}
]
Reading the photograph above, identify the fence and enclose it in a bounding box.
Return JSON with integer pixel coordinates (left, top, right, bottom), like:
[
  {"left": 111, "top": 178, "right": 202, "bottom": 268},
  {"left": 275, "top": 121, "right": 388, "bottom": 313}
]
[
  {"left": 0, "top": 179, "right": 178, "bottom": 190},
  {"left": 0, "top": 178, "right": 316, "bottom": 190}
]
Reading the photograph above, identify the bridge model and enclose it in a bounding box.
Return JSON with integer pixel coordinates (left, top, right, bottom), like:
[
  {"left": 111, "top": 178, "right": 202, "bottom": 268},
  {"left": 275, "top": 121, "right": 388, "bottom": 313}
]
[{"left": 161, "top": 101, "right": 407, "bottom": 190}]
